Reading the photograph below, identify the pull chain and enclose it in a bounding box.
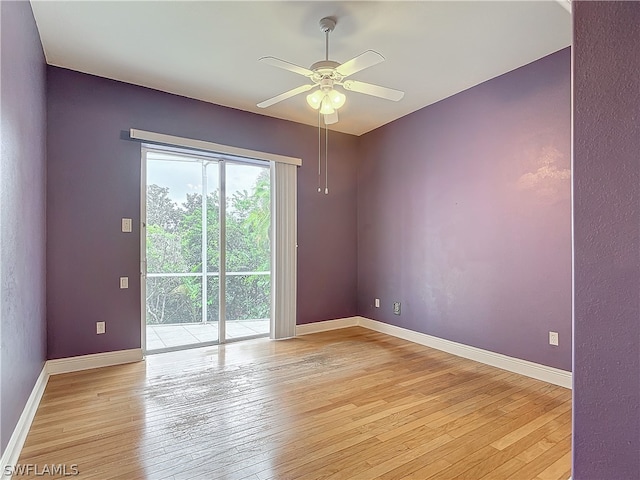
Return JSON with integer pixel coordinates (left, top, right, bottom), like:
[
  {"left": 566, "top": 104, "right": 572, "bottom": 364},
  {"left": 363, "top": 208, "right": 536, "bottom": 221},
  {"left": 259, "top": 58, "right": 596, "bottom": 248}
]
[
  {"left": 325, "top": 119, "right": 329, "bottom": 194},
  {"left": 317, "top": 109, "right": 321, "bottom": 193}
]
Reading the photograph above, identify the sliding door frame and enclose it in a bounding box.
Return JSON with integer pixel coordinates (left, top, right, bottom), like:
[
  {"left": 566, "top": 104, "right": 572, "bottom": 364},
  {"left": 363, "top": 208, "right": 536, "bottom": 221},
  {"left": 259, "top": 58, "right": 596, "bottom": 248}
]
[
  {"left": 140, "top": 148, "right": 147, "bottom": 353},
  {"left": 134, "top": 128, "right": 300, "bottom": 354},
  {"left": 140, "top": 145, "right": 277, "bottom": 353}
]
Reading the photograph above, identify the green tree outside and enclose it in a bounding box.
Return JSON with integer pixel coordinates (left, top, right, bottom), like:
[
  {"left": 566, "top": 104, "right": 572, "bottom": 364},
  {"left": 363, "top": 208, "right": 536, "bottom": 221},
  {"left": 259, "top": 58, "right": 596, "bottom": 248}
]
[{"left": 145, "top": 170, "right": 271, "bottom": 325}]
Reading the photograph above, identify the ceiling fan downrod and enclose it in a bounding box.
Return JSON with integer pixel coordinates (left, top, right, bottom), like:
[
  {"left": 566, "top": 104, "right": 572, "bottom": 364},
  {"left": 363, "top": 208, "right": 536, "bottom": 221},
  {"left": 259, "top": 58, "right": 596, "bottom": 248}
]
[{"left": 319, "top": 17, "right": 336, "bottom": 61}]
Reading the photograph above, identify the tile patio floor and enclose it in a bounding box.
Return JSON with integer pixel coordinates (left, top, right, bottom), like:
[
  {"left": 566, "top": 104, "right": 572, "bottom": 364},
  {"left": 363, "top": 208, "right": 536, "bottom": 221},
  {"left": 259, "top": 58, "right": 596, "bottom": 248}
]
[{"left": 146, "top": 320, "right": 269, "bottom": 351}]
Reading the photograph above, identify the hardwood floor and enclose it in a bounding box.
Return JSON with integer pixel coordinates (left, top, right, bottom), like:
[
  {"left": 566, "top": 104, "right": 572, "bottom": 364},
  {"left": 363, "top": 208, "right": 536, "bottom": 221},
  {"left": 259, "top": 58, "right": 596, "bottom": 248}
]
[{"left": 18, "top": 327, "right": 571, "bottom": 479}]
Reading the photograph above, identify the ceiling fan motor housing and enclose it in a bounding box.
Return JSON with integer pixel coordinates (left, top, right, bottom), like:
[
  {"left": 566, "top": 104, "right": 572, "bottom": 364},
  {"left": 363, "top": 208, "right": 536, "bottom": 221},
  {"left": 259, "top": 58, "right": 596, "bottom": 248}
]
[{"left": 310, "top": 60, "right": 343, "bottom": 83}]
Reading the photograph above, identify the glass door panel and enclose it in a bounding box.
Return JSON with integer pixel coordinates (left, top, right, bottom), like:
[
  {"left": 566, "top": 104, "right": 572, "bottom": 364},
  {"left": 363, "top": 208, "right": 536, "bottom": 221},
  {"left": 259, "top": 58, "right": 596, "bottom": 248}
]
[
  {"left": 145, "top": 150, "right": 219, "bottom": 351},
  {"left": 144, "top": 149, "right": 271, "bottom": 352},
  {"left": 224, "top": 162, "right": 271, "bottom": 340}
]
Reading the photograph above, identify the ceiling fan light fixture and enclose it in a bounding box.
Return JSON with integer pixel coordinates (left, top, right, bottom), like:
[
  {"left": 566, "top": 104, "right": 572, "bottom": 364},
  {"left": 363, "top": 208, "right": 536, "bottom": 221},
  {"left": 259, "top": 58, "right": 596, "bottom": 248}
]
[
  {"left": 257, "top": 15, "right": 404, "bottom": 116},
  {"left": 327, "top": 88, "right": 346, "bottom": 109},
  {"left": 258, "top": 16, "right": 405, "bottom": 197},
  {"left": 306, "top": 89, "right": 324, "bottom": 109},
  {"left": 319, "top": 96, "right": 335, "bottom": 115}
]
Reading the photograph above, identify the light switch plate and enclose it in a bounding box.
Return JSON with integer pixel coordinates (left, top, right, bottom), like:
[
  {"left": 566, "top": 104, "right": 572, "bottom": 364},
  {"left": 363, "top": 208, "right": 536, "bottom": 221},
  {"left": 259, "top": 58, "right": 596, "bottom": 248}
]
[
  {"left": 97, "top": 321, "right": 106, "bottom": 334},
  {"left": 121, "top": 218, "right": 132, "bottom": 232},
  {"left": 120, "top": 277, "right": 129, "bottom": 289}
]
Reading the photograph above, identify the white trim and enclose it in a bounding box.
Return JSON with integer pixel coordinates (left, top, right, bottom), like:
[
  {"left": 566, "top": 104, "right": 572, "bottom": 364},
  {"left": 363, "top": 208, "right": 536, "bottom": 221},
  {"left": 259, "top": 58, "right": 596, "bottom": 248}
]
[
  {"left": 296, "top": 317, "right": 572, "bottom": 389},
  {"left": 140, "top": 147, "right": 147, "bottom": 354},
  {"left": 46, "top": 348, "right": 143, "bottom": 375},
  {"left": 1, "top": 349, "right": 143, "bottom": 477},
  {"left": 0, "top": 367, "right": 48, "bottom": 480},
  {"left": 0, "top": 323, "right": 569, "bottom": 476},
  {"left": 359, "top": 318, "right": 572, "bottom": 389},
  {"left": 296, "top": 317, "right": 359, "bottom": 335},
  {"left": 218, "top": 161, "right": 227, "bottom": 343},
  {"left": 556, "top": 0, "right": 571, "bottom": 14},
  {"left": 130, "top": 129, "right": 302, "bottom": 166}
]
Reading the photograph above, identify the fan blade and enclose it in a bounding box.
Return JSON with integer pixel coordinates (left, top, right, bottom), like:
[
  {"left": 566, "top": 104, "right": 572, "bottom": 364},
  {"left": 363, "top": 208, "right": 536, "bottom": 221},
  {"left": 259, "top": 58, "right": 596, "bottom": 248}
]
[
  {"left": 336, "top": 50, "right": 385, "bottom": 77},
  {"left": 324, "top": 110, "right": 339, "bottom": 125},
  {"left": 257, "top": 84, "right": 313, "bottom": 108},
  {"left": 259, "top": 56, "right": 314, "bottom": 77},
  {"left": 342, "top": 80, "right": 404, "bottom": 101}
]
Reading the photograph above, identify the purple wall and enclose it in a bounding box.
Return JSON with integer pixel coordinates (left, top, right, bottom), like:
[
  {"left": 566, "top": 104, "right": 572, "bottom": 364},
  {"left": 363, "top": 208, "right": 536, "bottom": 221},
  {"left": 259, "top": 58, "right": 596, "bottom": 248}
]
[
  {"left": 46, "top": 67, "right": 358, "bottom": 359},
  {"left": 0, "top": 1, "right": 48, "bottom": 453},
  {"left": 573, "top": 2, "right": 640, "bottom": 478},
  {"left": 358, "top": 48, "right": 572, "bottom": 371}
]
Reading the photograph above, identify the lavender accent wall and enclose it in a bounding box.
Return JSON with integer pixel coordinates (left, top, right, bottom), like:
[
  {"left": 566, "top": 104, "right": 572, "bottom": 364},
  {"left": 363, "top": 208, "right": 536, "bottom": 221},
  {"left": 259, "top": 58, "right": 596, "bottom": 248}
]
[
  {"left": 0, "top": 2, "right": 48, "bottom": 453},
  {"left": 358, "top": 49, "right": 571, "bottom": 371},
  {"left": 573, "top": 2, "right": 640, "bottom": 478},
  {"left": 46, "top": 67, "right": 358, "bottom": 359}
]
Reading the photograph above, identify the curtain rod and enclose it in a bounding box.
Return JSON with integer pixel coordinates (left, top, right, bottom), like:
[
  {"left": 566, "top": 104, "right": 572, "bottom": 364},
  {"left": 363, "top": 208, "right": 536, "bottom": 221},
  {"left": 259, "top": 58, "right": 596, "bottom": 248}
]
[{"left": 129, "top": 129, "right": 302, "bottom": 166}]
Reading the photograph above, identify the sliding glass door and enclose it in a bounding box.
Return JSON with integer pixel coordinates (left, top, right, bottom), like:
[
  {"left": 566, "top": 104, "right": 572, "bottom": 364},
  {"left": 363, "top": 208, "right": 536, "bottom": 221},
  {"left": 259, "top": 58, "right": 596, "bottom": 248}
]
[
  {"left": 224, "top": 162, "right": 271, "bottom": 339},
  {"left": 143, "top": 147, "right": 270, "bottom": 352}
]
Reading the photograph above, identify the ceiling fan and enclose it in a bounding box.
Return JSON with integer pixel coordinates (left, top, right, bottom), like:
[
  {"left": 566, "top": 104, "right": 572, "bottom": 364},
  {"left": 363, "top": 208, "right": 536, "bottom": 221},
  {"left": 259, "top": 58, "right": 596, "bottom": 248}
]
[{"left": 257, "top": 16, "right": 404, "bottom": 125}]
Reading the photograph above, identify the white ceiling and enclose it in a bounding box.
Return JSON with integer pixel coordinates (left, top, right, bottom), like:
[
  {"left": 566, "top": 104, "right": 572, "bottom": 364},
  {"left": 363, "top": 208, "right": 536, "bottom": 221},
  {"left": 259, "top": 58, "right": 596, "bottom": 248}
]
[{"left": 30, "top": 1, "right": 571, "bottom": 136}]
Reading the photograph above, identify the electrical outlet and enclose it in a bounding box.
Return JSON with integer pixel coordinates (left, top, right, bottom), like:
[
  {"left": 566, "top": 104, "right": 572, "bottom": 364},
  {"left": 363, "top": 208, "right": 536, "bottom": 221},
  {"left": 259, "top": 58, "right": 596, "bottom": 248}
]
[
  {"left": 549, "top": 331, "right": 559, "bottom": 346},
  {"left": 97, "top": 321, "right": 106, "bottom": 335},
  {"left": 120, "top": 276, "right": 129, "bottom": 289},
  {"left": 393, "top": 302, "right": 401, "bottom": 315},
  {"left": 375, "top": 298, "right": 380, "bottom": 308}
]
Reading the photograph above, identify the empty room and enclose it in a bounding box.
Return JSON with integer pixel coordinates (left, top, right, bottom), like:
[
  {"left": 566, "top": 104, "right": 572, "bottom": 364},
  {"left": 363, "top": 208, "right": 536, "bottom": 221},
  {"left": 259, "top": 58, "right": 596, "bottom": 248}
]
[{"left": 1, "top": 1, "right": 639, "bottom": 479}]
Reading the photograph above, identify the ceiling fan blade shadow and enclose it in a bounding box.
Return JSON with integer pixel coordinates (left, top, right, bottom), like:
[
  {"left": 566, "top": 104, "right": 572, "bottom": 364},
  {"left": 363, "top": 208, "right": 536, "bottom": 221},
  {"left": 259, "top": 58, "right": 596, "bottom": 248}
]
[
  {"left": 324, "top": 110, "right": 339, "bottom": 125},
  {"left": 257, "top": 84, "right": 314, "bottom": 108},
  {"left": 342, "top": 80, "right": 404, "bottom": 101},
  {"left": 336, "top": 50, "right": 385, "bottom": 77},
  {"left": 259, "top": 56, "right": 314, "bottom": 77}
]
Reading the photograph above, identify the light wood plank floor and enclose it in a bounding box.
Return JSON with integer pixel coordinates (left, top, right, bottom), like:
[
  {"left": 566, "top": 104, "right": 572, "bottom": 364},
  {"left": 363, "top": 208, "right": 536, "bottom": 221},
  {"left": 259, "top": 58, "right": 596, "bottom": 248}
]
[{"left": 18, "top": 327, "right": 571, "bottom": 479}]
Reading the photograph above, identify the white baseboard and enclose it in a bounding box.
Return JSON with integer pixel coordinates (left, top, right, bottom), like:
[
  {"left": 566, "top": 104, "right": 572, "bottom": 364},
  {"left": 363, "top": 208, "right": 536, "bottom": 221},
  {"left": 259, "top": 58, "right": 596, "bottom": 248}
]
[
  {"left": 1, "top": 348, "right": 144, "bottom": 478},
  {"left": 297, "top": 316, "right": 572, "bottom": 389},
  {"left": 0, "top": 367, "right": 49, "bottom": 480},
  {"left": 296, "top": 317, "right": 359, "bottom": 335},
  {"left": 1, "top": 321, "right": 569, "bottom": 478},
  {"left": 46, "top": 348, "right": 143, "bottom": 375}
]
